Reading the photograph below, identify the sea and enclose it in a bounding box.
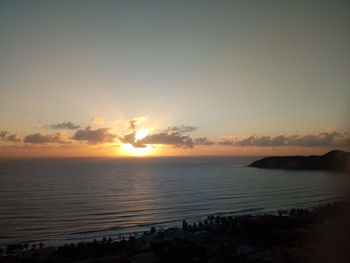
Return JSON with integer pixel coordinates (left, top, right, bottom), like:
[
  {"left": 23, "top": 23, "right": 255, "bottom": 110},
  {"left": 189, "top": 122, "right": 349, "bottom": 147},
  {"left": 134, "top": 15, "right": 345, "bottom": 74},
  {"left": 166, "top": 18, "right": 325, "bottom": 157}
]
[{"left": 0, "top": 156, "right": 348, "bottom": 246}]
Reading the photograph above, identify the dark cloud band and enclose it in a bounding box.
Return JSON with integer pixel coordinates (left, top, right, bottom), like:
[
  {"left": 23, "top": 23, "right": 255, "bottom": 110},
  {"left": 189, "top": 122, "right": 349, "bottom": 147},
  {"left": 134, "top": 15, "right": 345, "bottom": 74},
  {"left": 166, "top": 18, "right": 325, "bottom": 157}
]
[
  {"left": 73, "top": 126, "right": 117, "bottom": 144},
  {"left": 219, "top": 130, "right": 350, "bottom": 147},
  {"left": 24, "top": 133, "right": 68, "bottom": 144},
  {"left": 44, "top": 122, "right": 80, "bottom": 130}
]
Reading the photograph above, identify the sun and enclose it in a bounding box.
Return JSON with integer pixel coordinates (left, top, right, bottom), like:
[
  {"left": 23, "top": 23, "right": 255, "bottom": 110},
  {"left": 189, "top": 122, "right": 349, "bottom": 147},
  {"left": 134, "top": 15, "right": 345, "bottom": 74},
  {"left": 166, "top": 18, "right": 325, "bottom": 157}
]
[
  {"left": 121, "top": 129, "right": 153, "bottom": 156},
  {"left": 135, "top": 129, "right": 148, "bottom": 141},
  {"left": 121, "top": 143, "right": 153, "bottom": 156}
]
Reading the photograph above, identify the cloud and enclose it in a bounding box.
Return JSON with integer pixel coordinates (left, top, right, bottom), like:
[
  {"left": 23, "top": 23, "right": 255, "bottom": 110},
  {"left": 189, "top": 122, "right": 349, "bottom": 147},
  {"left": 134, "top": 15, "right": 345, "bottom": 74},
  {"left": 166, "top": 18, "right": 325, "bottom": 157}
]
[
  {"left": 24, "top": 132, "right": 68, "bottom": 144},
  {"left": 0, "top": 131, "right": 8, "bottom": 138},
  {"left": 168, "top": 125, "right": 197, "bottom": 133},
  {"left": 6, "top": 134, "right": 21, "bottom": 142},
  {"left": 44, "top": 122, "right": 80, "bottom": 130},
  {"left": 0, "top": 131, "right": 22, "bottom": 142},
  {"left": 120, "top": 125, "right": 197, "bottom": 148},
  {"left": 136, "top": 132, "right": 194, "bottom": 148},
  {"left": 128, "top": 120, "right": 137, "bottom": 130},
  {"left": 119, "top": 125, "right": 206, "bottom": 148},
  {"left": 194, "top": 137, "right": 215, "bottom": 146},
  {"left": 219, "top": 130, "right": 350, "bottom": 147},
  {"left": 73, "top": 126, "right": 117, "bottom": 144},
  {"left": 89, "top": 118, "right": 104, "bottom": 125},
  {"left": 120, "top": 131, "right": 137, "bottom": 144},
  {"left": 128, "top": 117, "right": 147, "bottom": 130}
]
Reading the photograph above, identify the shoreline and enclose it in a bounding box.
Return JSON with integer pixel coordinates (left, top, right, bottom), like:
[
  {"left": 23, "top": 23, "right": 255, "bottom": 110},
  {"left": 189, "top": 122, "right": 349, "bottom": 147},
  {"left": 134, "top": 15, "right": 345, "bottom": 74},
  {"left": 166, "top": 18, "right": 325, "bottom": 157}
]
[
  {"left": 2, "top": 198, "right": 345, "bottom": 248},
  {"left": 1, "top": 201, "right": 349, "bottom": 263}
]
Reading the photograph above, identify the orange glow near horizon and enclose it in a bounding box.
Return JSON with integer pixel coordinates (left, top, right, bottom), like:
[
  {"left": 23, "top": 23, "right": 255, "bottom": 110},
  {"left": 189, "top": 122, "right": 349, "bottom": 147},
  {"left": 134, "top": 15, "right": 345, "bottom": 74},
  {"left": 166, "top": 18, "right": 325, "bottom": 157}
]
[
  {"left": 121, "top": 143, "right": 153, "bottom": 156},
  {"left": 120, "top": 129, "right": 154, "bottom": 156}
]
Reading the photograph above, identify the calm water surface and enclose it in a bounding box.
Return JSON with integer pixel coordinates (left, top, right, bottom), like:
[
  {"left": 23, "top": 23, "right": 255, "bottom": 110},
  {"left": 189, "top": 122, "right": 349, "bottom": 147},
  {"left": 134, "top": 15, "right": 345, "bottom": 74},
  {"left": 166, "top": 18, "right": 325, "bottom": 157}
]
[{"left": 0, "top": 157, "right": 347, "bottom": 246}]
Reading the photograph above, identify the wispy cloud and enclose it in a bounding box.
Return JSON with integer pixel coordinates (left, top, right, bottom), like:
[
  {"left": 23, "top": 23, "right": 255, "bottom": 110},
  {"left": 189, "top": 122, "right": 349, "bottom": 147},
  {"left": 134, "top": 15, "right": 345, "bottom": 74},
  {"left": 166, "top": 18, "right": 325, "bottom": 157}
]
[
  {"left": 167, "top": 125, "right": 197, "bottom": 133},
  {"left": 89, "top": 118, "right": 104, "bottom": 125},
  {"left": 219, "top": 130, "right": 350, "bottom": 147},
  {"left": 194, "top": 137, "right": 215, "bottom": 146},
  {"left": 0, "top": 131, "right": 22, "bottom": 142},
  {"left": 24, "top": 132, "right": 69, "bottom": 144},
  {"left": 44, "top": 122, "right": 80, "bottom": 130},
  {"left": 0, "top": 131, "right": 7, "bottom": 138},
  {"left": 6, "top": 134, "right": 21, "bottom": 142},
  {"left": 127, "top": 117, "right": 147, "bottom": 130},
  {"left": 73, "top": 126, "right": 117, "bottom": 144}
]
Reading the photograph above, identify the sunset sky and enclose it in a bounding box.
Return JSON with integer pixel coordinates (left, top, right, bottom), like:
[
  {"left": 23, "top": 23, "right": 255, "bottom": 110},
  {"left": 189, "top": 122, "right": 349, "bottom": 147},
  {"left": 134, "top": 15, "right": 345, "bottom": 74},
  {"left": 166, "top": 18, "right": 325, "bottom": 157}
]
[{"left": 1, "top": 1, "right": 349, "bottom": 157}]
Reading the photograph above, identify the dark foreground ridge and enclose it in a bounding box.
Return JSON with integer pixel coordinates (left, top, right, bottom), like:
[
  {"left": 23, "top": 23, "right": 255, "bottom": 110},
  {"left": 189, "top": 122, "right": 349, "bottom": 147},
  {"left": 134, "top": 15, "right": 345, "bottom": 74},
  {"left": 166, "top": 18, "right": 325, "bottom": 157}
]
[
  {"left": 248, "top": 150, "right": 350, "bottom": 171},
  {"left": 1, "top": 202, "right": 349, "bottom": 263}
]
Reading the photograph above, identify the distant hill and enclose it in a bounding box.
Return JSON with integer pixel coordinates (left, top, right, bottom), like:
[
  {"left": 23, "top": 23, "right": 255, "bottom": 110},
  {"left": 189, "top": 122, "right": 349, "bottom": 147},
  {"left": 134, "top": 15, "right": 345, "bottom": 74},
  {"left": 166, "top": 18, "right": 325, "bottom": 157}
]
[{"left": 248, "top": 150, "right": 350, "bottom": 172}]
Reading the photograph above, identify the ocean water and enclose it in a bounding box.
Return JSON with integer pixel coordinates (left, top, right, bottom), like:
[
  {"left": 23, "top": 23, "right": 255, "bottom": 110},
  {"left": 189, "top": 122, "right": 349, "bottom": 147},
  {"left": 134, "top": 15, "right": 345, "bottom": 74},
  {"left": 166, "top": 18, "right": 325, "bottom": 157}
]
[{"left": 0, "top": 156, "right": 347, "bottom": 246}]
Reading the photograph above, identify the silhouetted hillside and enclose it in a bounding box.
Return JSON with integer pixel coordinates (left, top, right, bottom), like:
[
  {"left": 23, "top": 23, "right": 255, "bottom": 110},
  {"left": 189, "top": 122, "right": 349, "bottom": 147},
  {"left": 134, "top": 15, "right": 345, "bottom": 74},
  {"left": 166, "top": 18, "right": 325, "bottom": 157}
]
[{"left": 248, "top": 150, "right": 350, "bottom": 171}]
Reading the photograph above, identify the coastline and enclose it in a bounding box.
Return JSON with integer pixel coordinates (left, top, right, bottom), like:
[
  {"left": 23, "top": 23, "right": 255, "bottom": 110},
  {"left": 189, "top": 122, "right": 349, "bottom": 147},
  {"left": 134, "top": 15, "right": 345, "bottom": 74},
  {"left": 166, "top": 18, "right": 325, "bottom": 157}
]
[
  {"left": 1, "top": 202, "right": 349, "bottom": 263},
  {"left": 2, "top": 198, "right": 345, "bottom": 249}
]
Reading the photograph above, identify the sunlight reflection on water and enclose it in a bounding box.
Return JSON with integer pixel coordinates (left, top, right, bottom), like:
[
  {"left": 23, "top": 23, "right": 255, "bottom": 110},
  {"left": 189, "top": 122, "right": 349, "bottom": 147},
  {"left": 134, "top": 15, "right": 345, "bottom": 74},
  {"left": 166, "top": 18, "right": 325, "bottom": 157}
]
[{"left": 0, "top": 157, "right": 347, "bottom": 245}]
